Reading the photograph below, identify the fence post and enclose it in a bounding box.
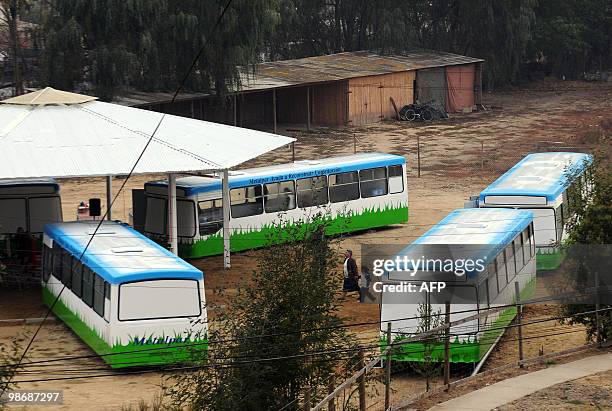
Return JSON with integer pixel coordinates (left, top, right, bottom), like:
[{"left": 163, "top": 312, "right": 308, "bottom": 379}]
[
  {"left": 444, "top": 301, "right": 450, "bottom": 389},
  {"left": 354, "top": 132, "right": 357, "bottom": 154},
  {"left": 358, "top": 347, "right": 366, "bottom": 411},
  {"left": 303, "top": 386, "right": 311, "bottom": 411},
  {"left": 595, "top": 272, "right": 602, "bottom": 345},
  {"left": 417, "top": 134, "right": 421, "bottom": 178},
  {"left": 515, "top": 281, "right": 524, "bottom": 367},
  {"left": 385, "top": 322, "right": 392, "bottom": 410},
  {"left": 481, "top": 141, "right": 484, "bottom": 171},
  {"left": 327, "top": 376, "right": 335, "bottom": 411}
]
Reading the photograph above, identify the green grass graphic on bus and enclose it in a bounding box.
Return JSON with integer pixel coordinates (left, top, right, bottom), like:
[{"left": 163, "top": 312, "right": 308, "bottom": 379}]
[
  {"left": 43, "top": 286, "right": 208, "bottom": 368},
  {"left": 179, "top": 204, "right": 408, "bottom": 259}
]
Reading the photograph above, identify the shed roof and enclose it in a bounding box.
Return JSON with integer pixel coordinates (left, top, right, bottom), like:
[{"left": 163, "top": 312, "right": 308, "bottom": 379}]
[
  {"left": 239, "top": 50, "right": 484, "bottom": 92},
  {"left": 118, "top": 49, "right": 484, "bottom": 106}
]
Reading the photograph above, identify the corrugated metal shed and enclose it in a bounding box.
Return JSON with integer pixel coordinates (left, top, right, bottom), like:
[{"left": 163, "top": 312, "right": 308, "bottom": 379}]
[
  {"left": 239, "top": 50, "right": 484, "bottom": 92},
  {"left": 0, "top": 88, "right": 295, "bottom": 179}
]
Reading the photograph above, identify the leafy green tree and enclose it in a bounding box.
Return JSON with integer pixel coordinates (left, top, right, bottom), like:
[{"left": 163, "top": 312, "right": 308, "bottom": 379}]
[
  {"left": 167, "top": 216, "right": 358, "bottom": 410},
  {"left": 528, "top": 0, "right": 612, "bottom": 79},
  {"left": 39, "top": 0, "right": 280, "bottom": 100},
  {"left": 411, "top": 302, "right": 443, "bottom": 392},
  {"left": 560, "top": 134, "right": 612, "bottom": 341}
]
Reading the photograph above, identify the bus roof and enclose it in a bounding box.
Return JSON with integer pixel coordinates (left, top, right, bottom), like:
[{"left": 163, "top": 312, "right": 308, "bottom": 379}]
[
  {"left": 393, "top": 208, "right": 533, "bottom": 277},
  {"left": 44, "top": 221, "right": 202, "bottom": 284},
  {"left": 479, "top": 152, "right": 592, "bottom": 202},
  {"left": 0, "top": 178, "right": 59, "bottom": 189},
  {"left": 146, "top": 152, "right": 405, "bottom": 196}
]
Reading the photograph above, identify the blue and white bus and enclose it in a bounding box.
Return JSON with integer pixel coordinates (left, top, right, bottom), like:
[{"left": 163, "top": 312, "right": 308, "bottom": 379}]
[
  {"left": 379, "top": 208, "right": 536, "bottom": 363},
  {"left": 138, "top": 153, "right": 408, "bottom": 259},
  {"left": 478, "top": 152, "right": 592, "bottom": 270},
  {"left": 42, "top": 221, "right": 207, "bottom": 368}
]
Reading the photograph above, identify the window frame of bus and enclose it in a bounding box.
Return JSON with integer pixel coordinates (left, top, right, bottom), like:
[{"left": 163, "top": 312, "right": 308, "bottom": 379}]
[
  {"left": 514, "top": 236, "right": 524, "bottom": 271},
  {"left": 42, "top": 244, "right": 52, "bottom": 282},
  {"left": 61, "top": 249, "right": 72, "bottom": 288},
  {"left": 28, "top": 196, "right": 62, "bottom": 233},
  {"left": 387, "top": 165, "right": 404, "bottom": 194},
  {"left": 296, "top": 175, "right": 329, "bottom": 208},
  {"left": 71, "top": 256, "right": 83, "bottom": 298},
  {"left": 505, "top": 243, "right": 516, "bottom": 280},
  {"left": 554, "top": 204, "right": 563, "bottom": 244},
  {"left": 82, "top": 265, "right": 95, "bottom": 308},
  {"left": 144, "top": 196, "right": 196, "bottom": 238},
  {"left": 230, "top": 185, "right": 264, "bottom": 218},
  {"left": 198, "top": 198, "right": 223, "bottom": 236},
  {"left": 359, "top": 167, "right": 388, "bottom": 198},
  {"left": 328, "top": 172, "right": 359, "bottom": 203},
  {"left": 93, "top": 273, "right": 106, "bottom": 319},
  {"left": 264, "top": 180, "right": 297, "bottom": 212},
  {"left": 495, "top": 252, "right": 506, "bottom": 294},
  {"left": 52, "top": 241, "right": 62, "bottom": 279}
]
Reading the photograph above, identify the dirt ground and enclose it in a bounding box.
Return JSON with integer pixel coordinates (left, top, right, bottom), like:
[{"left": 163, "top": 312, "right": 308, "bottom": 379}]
[
  {"left": 1, "top": 78, "right": 611, "bottom": 410},
  {"left": 499, "top": 369, "right": 612, "bottom": 410}
]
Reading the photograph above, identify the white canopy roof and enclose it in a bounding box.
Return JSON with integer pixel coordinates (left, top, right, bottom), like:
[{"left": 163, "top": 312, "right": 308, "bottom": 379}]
[{"left": 0, "top": 88, "right": 294, "bottom": 179}]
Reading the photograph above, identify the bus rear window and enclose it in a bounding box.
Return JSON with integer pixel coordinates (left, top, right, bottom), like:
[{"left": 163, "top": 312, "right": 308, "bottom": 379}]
[{"left": 118, "top": 279, "right": 201, "bottom": 321}]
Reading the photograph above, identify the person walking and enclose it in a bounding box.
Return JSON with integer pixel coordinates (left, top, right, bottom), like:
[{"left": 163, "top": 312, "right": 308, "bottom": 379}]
[
  {"left": 358, "top": 265, "right": 372, "bottom": 303},
  {"left": 342, "top": 250, "right": 359, "bottom": 299}
]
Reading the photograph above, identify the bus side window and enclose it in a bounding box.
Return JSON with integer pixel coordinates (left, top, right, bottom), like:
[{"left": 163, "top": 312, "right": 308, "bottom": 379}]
[
  {"left": 388, "top": 165, "right": 404, "bottom": 194},
  {"left": 495, "top": 253, "right": 506, "bottom": 293},
  {"left": 359, "top": 167, "right": 388, "bottom": 198},
  {"left": 514, "top": 237, "right": 524, "bottom": 272},
  {"left": 230, "top": 185, "right": 263, "bottom": 218},
  {"left": 104, "top": 282, "right": 111, "bottom": 323},
  {"left": 52, "top": 242, "right": 62, "bottom": 279},
  {"left": 93, "top": 274, "right": 105, "bottom": 318},
  {"left": 82, "top": 266, "right": 94, "bottom": 308},
  {"left": 198, "top": 199, "right": 223, "bottom": 236},
  {"left": 506, "top": 245, "right": 516, "bottom": 280},
  {"left": 527, "top": 223, "right": 536, "bottom": 257},
  {"left": 42, "top": 244, "right": 52, "bottom": 282},
  {"left": 61, "top": 250, "right": 72, "bottom": 288},
  {"left": 522, "top": 228, "right": 530, "bottom": 262},
  {"left": 297, "top": 176, "right": 329, "bottom": 207},
  {"left": 487, "top": 265, "right": 498, "bottom": 303},
  {"left": 479, "top": 279, "right": 489, "bottom": 309},
  {"left": 264, "top": 181, "right": 297, "bottom": 212},
  {"left": 329, "top": 172, "right": 359, "bottom": 203},
  {"left": 71, "top": 257, "right": 83, "bottom": 298}
]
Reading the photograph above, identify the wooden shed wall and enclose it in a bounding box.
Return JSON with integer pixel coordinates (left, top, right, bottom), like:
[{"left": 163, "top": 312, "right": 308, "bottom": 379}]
[
  {"left": 311, "top": 81, "right": 347, "bottom": 125},
  {"left": 348, "top": 71, "right": 415, "bottom": 126}
]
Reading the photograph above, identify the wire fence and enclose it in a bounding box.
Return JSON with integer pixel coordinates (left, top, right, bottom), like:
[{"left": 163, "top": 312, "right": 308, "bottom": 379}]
[{"left": 299, "top": 290, "right": 611, "bottom": 411}]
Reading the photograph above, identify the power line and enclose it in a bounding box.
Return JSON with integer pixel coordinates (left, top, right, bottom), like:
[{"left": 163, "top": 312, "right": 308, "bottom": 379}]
[{"left": 0, "top": 0, "right": 236, "bottom": 398}]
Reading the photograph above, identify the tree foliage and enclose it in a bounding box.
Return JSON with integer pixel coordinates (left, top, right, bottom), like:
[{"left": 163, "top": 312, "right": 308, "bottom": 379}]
[
  {"left": 167, "top": 216, "right": 358, "bottom": 410},
  {"left": 560, "top": 132, "right": 612, "bottom": 341},
  {"left": 39, "top": 0, "right": 280, "bottom": 100}
]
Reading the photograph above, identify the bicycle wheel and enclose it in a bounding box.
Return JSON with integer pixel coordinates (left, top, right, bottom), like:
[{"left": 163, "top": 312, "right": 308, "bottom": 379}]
[
  {"left": 404, "top": 109, "right": 417, "bottom": 121},
  {"left": 421, "top": 109, "right": 434, "bottom": 121}
]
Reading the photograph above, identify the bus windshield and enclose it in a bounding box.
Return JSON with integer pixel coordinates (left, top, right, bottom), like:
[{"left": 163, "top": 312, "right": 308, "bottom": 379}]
[{"left": 118, "top": 279, "right": 201, "bottom": 321}]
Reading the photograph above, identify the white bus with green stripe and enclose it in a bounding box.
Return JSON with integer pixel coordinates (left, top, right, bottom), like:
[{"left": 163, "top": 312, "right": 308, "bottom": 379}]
[
  {"left": 140, "top": 153, "right": 408, "bottom": 259},
  {"left": 380, "top": 208, "right": 536, "bottom": 363},
  {"left": 478, "top": 152, "right": 592, "bottom": 270},
  {"left": 42, "top": 221, "right": 207, "bottom": 368}
]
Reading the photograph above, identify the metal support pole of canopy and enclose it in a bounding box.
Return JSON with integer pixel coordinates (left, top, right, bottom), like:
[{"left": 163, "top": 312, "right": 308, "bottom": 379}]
[
  {"left": 168, "top": 173, "right": 178, "bottom": 255},
  {"left": 222, "top": 169, "right": 231, "bottom": 268},
  {"left": 106, "top": 175, "right": 112, "bottom": 220}
]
